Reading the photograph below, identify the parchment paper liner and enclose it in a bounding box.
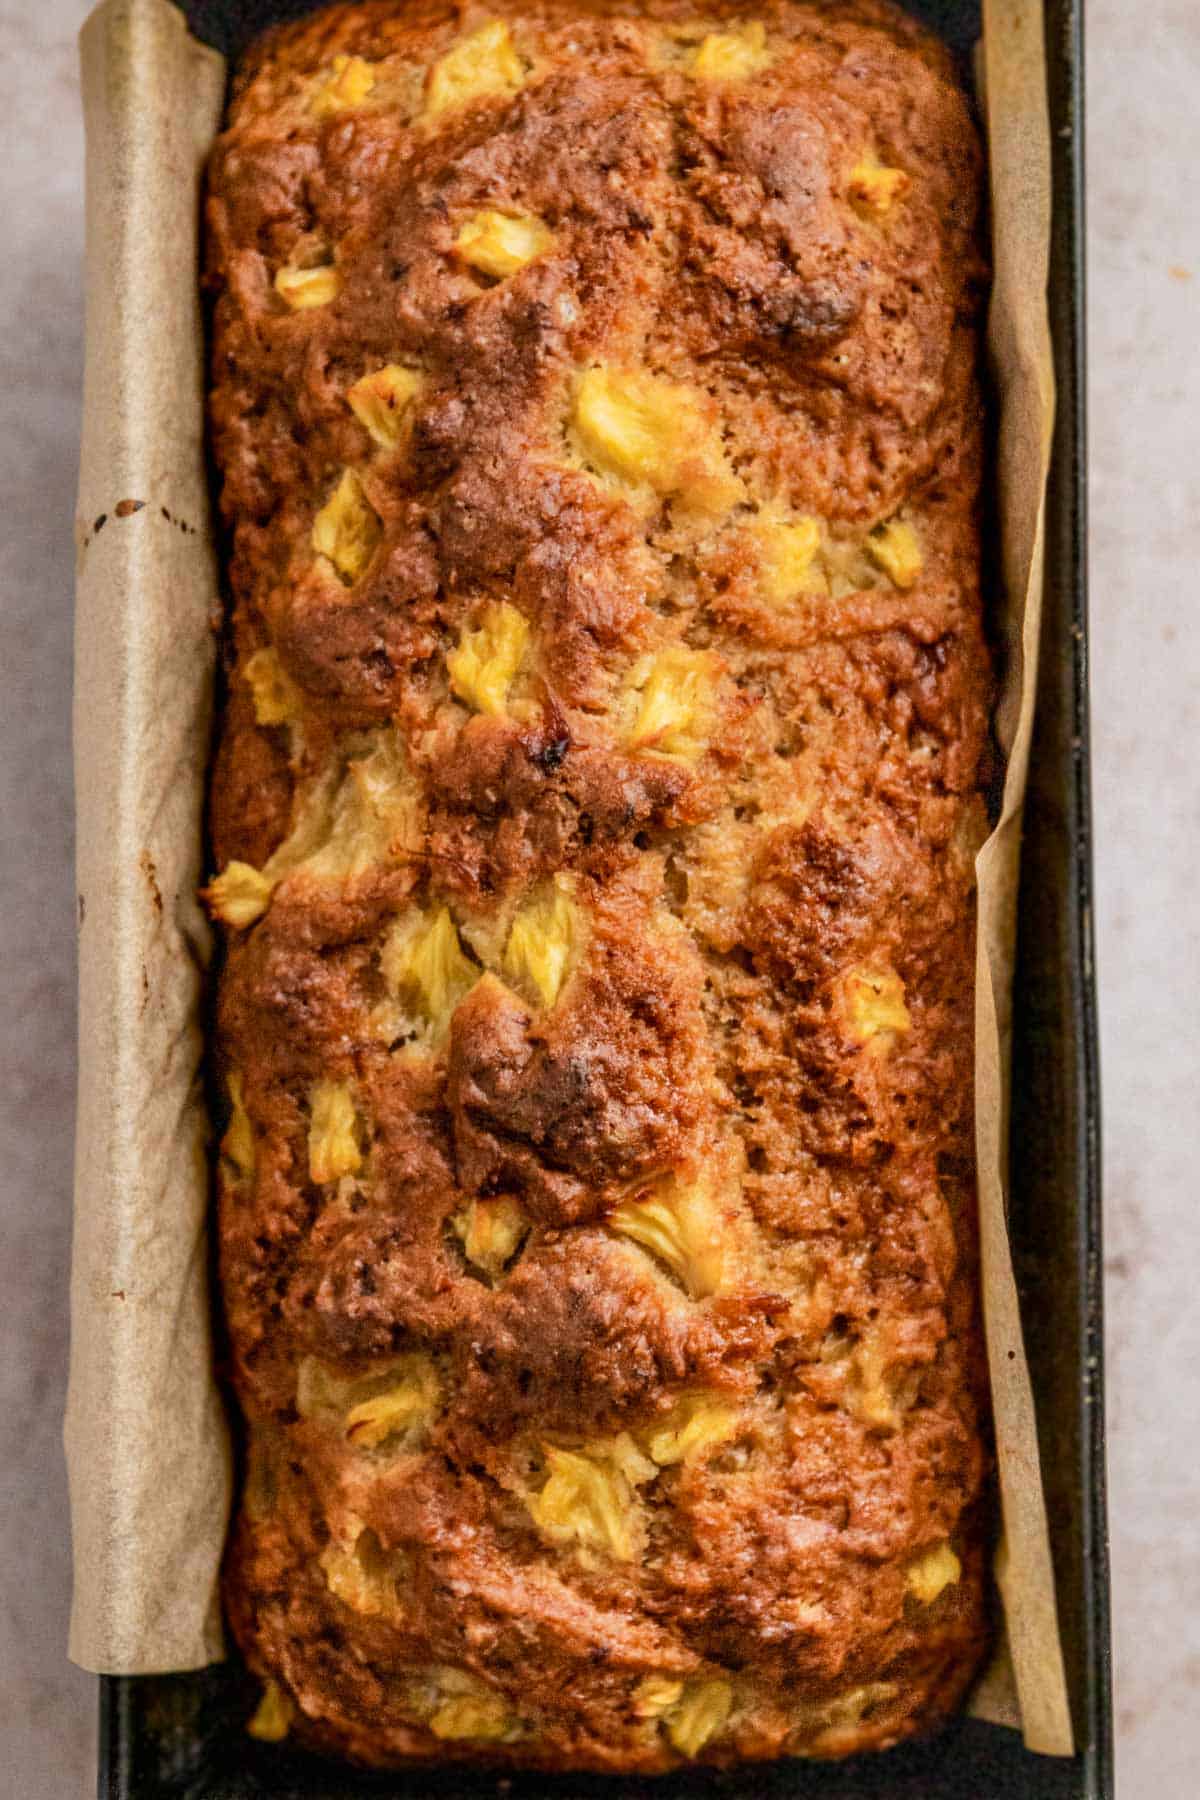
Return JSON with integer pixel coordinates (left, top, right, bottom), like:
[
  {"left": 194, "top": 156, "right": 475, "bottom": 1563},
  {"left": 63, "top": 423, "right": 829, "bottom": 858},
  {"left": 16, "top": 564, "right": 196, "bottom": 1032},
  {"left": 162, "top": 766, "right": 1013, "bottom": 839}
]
[{"left": 67, "top": 0, "right": 1073, "bottom": 1754}]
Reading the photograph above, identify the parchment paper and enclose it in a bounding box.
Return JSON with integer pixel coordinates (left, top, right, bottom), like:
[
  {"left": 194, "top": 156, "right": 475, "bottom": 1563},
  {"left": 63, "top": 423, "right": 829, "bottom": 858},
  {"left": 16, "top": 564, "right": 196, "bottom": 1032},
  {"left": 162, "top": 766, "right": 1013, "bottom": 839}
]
[
  {"left": 66, "top": 0, "right": 1073, "bottom": 1756},
  {"left": 68, "top": 0, "right": 227, "bottom": 1672}
]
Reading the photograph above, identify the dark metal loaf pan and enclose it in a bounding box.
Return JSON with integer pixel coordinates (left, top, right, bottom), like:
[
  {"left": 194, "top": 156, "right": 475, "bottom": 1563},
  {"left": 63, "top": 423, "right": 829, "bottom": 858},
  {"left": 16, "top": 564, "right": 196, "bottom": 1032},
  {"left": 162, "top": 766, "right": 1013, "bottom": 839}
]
[{"left": 98, "top": 0, "right": 1109, "bottom": 1792}]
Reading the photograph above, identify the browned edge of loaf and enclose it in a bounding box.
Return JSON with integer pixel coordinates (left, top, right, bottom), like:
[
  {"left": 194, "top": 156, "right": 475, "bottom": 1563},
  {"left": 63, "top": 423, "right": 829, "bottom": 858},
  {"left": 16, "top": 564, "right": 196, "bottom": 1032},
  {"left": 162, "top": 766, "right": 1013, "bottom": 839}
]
[{"left": 203, "top": 0, "right": 993, "bottom": 1772}]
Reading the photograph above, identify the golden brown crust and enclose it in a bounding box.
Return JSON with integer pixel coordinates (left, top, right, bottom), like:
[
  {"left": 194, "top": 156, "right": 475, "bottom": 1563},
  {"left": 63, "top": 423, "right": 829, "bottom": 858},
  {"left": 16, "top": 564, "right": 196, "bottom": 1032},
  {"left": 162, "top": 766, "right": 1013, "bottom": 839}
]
[{"left": 206, "top": 0, "right": 992, "bottom": 1771}]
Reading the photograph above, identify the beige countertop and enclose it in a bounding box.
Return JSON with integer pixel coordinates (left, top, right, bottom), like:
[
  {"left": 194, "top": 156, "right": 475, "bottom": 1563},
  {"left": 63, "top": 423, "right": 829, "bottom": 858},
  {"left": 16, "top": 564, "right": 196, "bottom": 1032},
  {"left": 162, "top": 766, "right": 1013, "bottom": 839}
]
[{"left": 0, "top": 0, "right": 1195, "bottom": 1794}]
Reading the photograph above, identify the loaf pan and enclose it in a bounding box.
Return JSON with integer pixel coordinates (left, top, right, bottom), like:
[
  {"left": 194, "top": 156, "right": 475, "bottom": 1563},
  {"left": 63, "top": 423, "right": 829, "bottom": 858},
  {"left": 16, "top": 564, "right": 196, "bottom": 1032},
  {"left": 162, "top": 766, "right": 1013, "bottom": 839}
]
[{"left": 95, "top": 0, "right": 1110, "bottom": 1793}]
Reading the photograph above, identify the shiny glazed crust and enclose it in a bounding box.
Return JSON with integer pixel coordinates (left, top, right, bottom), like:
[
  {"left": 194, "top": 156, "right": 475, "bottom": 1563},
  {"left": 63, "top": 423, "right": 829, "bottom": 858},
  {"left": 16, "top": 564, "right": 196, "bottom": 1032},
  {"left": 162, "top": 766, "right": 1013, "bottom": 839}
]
[{"left": 204, "top": 0, "right": 992, "bottom": 1772}]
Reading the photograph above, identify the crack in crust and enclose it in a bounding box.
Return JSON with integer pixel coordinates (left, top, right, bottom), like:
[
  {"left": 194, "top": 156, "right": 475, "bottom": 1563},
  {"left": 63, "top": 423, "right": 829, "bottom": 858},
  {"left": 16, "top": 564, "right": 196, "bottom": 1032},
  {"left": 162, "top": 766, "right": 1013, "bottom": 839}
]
[{"left": 206, "top": 0, "right": 992, "bottom": 1773}]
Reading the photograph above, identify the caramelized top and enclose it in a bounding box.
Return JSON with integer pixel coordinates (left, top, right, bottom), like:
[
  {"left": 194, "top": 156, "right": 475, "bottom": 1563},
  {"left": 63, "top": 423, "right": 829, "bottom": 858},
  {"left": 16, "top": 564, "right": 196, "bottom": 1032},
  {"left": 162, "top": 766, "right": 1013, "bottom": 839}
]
[{"left": 205, "top": 0, "right": 991, "bottom": 1771}]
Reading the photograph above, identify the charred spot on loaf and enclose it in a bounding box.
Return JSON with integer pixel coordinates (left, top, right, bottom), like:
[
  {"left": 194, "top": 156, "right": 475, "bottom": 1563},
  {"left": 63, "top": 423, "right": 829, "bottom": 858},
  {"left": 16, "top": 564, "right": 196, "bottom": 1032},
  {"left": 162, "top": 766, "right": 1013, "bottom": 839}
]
[
  {"left": 524, "top": 687, "right": 572, "bottom": 773},
  {"left": 531, "top": 731, "right": 570, "bottom": 772}
]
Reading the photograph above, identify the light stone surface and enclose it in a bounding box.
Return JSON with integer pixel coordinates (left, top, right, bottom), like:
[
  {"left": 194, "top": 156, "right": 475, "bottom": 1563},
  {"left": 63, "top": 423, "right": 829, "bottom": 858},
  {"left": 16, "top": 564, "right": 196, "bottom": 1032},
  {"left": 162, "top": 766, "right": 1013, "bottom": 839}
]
[
  {"left": 1, "top": 0, "right": 97, "bottom": 1795},
  {"left": 0, "top": 0, "right": 1194, "bottom": 1796},
  {"left": 1088, "top": 4, "right": 1200, "bottom": 1794}
]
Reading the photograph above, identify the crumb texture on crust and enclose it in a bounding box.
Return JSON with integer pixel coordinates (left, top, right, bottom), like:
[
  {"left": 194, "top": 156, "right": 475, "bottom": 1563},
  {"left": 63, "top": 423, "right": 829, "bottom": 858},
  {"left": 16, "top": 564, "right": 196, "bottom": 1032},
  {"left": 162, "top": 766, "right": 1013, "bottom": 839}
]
[{"left": 205, "top": 0, "right": 992, "bottom": 1772}]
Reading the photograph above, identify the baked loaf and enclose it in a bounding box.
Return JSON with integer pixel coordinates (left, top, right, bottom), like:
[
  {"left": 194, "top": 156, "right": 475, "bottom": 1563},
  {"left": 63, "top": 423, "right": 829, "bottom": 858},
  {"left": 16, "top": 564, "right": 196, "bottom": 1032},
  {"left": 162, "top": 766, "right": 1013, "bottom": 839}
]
[{"left": 204, "top": 0, "right": 992, "bottom": 1771}]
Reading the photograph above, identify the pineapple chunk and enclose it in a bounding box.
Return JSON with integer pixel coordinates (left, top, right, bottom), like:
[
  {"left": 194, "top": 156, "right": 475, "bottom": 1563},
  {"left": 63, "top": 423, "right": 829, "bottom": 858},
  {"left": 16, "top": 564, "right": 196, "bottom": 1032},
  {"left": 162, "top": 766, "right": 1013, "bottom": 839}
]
[
  {"left": 347, "top": 364, "right": 423, "bottom": 449},
  {"left": 297, "top": 1349, "right": 436, "bottom": 1421},
  {"left": 607, "top": 1431, "right": 660, "bottom": 1484},
  {"left": 572, "top": 366, "right": 740, "bottom": 512},
  {"left": 526, "top": 1438, "right": 654, "bottom": 1562},
  {"left": 425, "top": 20, "right": 524, "bottom": 119},
  {"left": 344, "top": 1359, "right": 439, "bottom": 1449},
  {"left": 307, "top": 1079, "right": 362, "bottom": 1184},
  {"left": 796, "top": 1683, "right": 899, "bottom": 1756},
  {"left": 503, "top": 881, "right": 577, "bottom": 1008},
  {"left": 243, "top": 647, "right": 302, "bottom": 727},
  {"left": 625, "top": 647, "right": 719, "bottom": 762},
  {"left": 204, "top": 732, "right": 413, "bottom": 931},
  {"left": 203, "top": 859, "right": 273, "bottom": 929},
  {"left": 664, "top": 1678, "right": 734, "bottom": 1757},
  {"left": 848, "top": 1325, "right": 901, "bottom": 1431},
  {"left": 454, "top": 209, "right": 554, "bottom": 280},
  {"left": 867, "top": 518, "right": 923, "bottom": 589},
  {"left": 693, "top": 21, "right": 770, "bottom": 82},
  {"left": 906, "top": 1542, "right": 962, "bottom": 1604},
  {"left": 634, "top": 1675, "right": 685, "bottom": 1719},
  {"left": 419, "top": 1666, "right": 517, "bottom": 1740},
  {"left": 819, "top": 1321, "right": 904, "bottom": 1431},
  {"left": 849, "top": 152, "right": 911, "bottom": 217},
  {"left": 452, "top": 1195, "right": 526, "bottom": 1280},
  {"left": 296, "top": 1356, "right": 346, "bottom": 1417},
  {"left": 608, "top": 1182, "right": 724, "bottom": 1299},
  {"left": 320, "top": 1521, "right": 399, "bottom": 1615},
  {"left": 843, "top": 965, "right": 911, "bottom": 1051},
  {"left": 274, "top": 261, "right": 340, "bottom": 310},
  {"left": 312, "top": 53, "right": 376, "bottom": 116},
  {"left": 446, "top": 600, "right": 530, "bottom": 716},
  {"left": 221, "top": 1073, "right": 255, "bottom": 1182},
  {"left": 380, "top": 907, "right": 478, "bottom": 1031},
  {"left": 312, "top": 468, "right": 382, "bottom": 585},
  {"left": 285, "top": 732, "right": 415, "bottom": 883},
  {"left": 247, "top": 1680, "right": 293, "bottom": 1743},
  {"left": 643, "top": 1394, "right": 738, "bottom": 1467},
  {"left": 574, "top": 367, "right": 669, "bottom": 487},
  {"left": 430, "top": 1690, "right": 513, "bottom": 1741},
  {"left": 754, "top": 514, "right": 828, "bottom": 602}
]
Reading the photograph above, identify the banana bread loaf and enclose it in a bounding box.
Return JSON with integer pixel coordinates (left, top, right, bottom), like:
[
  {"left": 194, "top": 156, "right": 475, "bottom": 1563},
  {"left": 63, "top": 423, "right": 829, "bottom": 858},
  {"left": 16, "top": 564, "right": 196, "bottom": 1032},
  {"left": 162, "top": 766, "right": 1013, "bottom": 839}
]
[{"left": 204, "top": 0, "right": 992, "bottom": 1770}]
